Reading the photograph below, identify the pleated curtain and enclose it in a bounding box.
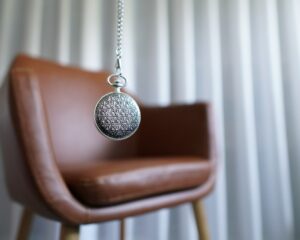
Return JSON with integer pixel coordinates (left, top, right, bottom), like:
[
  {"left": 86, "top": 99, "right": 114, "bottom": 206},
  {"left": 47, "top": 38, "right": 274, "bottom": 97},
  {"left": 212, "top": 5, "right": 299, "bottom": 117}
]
[{"left": 0, "top": 0, "right": 299, "bottom": 240}]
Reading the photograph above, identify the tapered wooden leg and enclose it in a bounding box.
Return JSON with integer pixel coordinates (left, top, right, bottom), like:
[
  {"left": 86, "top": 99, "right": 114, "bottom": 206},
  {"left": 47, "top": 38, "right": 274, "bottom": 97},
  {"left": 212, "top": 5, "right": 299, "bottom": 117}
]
[
  {"left": 60, "top": 224, "right": 79, "bottom": 240},
  {"left": 16, "top": 208, "right": 33, "bottom": 240},
  {"left": 192, "top": 200, "right": 210, "bottom": 240},
  {"left": 120, "top": 219, "right": 125, "bottom": 240}
]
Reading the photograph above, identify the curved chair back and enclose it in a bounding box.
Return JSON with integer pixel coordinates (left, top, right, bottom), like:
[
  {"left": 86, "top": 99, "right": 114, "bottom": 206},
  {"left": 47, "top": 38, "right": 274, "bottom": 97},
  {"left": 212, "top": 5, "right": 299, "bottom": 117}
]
[{"left": 6, "top": 56, "right": 137, "bottom": 168}]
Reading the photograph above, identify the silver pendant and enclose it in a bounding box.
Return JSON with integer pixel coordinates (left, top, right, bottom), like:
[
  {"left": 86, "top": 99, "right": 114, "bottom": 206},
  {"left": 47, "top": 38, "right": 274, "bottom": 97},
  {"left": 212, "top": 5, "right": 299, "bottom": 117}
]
[{"left": 94, "top": 74, "right": 141, "bottom": 140}]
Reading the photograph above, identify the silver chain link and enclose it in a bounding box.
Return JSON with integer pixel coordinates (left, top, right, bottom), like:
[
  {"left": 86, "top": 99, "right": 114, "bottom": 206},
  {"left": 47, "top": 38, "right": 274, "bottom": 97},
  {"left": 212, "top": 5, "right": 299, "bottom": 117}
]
[{"left": 115, "top": 0, "right": 124, "bottom": 74}]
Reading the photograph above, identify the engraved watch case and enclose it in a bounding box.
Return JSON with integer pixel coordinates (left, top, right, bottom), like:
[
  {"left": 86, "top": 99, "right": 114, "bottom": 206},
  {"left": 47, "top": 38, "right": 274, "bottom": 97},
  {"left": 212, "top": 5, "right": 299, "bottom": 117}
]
[{"left": 94, "top": 91, "right": 141, "bottom": 140}]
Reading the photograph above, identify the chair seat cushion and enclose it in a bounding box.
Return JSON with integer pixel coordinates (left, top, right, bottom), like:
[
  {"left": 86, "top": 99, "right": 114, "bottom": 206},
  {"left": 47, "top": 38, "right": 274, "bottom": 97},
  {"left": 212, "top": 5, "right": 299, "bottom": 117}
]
[{"left": 63, "top": 157, "right": 212, "bottom": 206}]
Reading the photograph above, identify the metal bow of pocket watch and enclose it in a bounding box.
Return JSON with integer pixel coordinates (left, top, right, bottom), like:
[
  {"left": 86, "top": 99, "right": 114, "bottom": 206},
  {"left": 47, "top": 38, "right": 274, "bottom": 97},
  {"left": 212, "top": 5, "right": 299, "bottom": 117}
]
[{"left": 94, "top": 0, "right": 141, "bottom": 140}]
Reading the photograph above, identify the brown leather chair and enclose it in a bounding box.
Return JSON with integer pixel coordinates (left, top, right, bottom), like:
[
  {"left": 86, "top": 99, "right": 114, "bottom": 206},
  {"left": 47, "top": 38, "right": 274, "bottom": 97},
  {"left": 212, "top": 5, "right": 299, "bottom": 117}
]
[{"left": 0, "top": 55, "right": 216, "bottom": 240}]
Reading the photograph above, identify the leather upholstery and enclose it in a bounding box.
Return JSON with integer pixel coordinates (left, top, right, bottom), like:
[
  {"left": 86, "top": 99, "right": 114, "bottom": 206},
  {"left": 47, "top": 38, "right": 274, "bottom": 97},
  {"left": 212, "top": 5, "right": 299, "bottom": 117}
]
[
  {"left": 0, "top": 54, "right": 217, "bottom": 225},
  {"left": 65, "top": 157, "right": 212, "bottom": 206}
]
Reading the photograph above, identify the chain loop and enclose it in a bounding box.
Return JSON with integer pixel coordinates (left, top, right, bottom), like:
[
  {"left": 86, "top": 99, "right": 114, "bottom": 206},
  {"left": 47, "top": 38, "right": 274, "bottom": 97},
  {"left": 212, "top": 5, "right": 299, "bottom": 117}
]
[{"left": 107, "top": 74, "right": 127, "bottom": 88}]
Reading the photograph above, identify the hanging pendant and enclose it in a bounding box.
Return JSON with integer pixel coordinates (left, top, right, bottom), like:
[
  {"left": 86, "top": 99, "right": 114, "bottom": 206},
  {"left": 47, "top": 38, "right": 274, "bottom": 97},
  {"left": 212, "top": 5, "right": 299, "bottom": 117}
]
[
  {"left": 94, "top": 74, "right": 141, "bottom": 140},
  {"left": 94, "top": 0, "right": 140, "bottom": 140}
]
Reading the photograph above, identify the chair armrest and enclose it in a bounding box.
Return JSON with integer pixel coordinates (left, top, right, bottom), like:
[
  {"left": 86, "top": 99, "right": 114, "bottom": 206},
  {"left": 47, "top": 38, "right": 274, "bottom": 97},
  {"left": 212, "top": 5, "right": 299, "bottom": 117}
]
[
  {"left": 9, "top": 69, "right": 89, "bottom": 224},
  {"left": 137, "top": 103, "right": 214, "bottom": 159}
]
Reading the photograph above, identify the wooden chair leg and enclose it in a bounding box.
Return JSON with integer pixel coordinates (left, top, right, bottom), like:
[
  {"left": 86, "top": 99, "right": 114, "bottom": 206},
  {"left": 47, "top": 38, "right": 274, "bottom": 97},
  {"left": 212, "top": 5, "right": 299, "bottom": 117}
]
[
  {"left": 16, "top": 208, "right": 33, "bottom": 240},
  {"left": 192, "top": 200, "right": 210, "bottom": 240},
  {"left": 60, "top": 224, "right": 80, "bottom": 240},
  {"left": 120, "top": 219, "right": 125, "bottom": 240}
]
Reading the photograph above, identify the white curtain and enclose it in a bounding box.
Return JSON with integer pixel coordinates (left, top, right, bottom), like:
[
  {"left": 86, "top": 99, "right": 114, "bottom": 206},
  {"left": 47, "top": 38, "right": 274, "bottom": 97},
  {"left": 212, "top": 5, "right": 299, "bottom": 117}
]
[{"left": 0, "top": 0, "right": 299, "bottom": 240}]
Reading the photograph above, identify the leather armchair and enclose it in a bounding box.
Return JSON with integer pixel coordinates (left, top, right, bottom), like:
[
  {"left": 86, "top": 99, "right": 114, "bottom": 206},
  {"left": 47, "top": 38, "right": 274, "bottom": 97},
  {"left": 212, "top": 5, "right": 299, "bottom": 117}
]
[{"left": 0, "top": 55, "right": 216, "bottom": 240}]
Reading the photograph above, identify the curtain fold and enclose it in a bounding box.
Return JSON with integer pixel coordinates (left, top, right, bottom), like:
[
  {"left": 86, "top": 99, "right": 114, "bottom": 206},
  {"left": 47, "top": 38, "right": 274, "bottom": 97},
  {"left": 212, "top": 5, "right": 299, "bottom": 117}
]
[{"left": 0, "top": 0, "right": 299, "bottom": 239}]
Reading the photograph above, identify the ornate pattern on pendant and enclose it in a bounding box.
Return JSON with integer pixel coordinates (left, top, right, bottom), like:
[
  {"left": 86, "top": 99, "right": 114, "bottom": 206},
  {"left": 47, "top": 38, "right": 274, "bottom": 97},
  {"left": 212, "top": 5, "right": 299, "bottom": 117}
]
[{"left": 94, "top": 92, "right": 141, "bottom": 140}]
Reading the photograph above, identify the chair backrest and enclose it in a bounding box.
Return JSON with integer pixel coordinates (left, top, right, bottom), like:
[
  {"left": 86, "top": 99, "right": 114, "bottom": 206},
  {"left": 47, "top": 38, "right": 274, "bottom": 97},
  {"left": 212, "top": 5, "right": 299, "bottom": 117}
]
[{"left": 4, "top": 55, "right": 138, "bottom": 174}]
